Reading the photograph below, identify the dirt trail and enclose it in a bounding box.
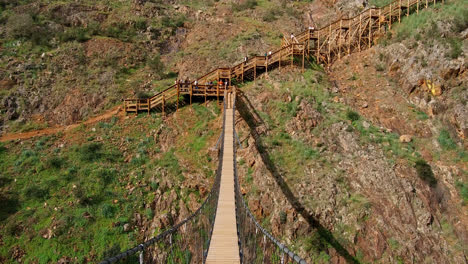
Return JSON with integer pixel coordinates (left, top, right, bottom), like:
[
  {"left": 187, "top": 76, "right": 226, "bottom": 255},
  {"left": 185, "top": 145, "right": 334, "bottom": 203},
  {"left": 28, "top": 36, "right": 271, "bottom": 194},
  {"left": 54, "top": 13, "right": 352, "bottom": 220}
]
[{"left": 0, "top": 106, "right": 123, "bottom": 142}]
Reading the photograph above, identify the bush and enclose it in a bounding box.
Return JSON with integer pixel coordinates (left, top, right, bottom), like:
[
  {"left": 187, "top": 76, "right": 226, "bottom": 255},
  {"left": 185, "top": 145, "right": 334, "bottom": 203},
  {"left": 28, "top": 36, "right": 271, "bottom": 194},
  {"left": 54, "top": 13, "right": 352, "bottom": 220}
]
[
  {"left": 77, "top": 142, "right": 103, "bottom": 162},
  {"left": 262, "top": 9, "right": 283, "bottom": 22},
  {"left": 415, "top": 159, "right": 437, "bottom": 187},
  {"left": 455, "top": 181, "right": 468, "bottom": 203},
  {"left": 346, "top": 110, "right": 360, "bottom": 121},
  {"left": 47, "top": 156, "right": 65, "bottom": 169},
  {"left": 147, "top": 54, "right": 164, "bottom": 77},
  {"left": 437, "top": 130, "right": 456, "bottom": 150},
  {"left": 232, "top": 0, "right": 257, "bottom": 12},
  {"left": 6, "top": 13, "right": 34, "bottom": 38}
]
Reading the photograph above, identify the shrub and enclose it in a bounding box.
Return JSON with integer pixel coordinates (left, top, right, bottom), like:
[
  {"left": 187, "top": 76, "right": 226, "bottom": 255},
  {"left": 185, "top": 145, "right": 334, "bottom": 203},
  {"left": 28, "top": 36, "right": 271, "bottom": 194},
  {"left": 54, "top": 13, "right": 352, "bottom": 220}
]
[
  {"left": 415, "top": 159, "right": 437, "bottom": 187},
  {"left": 232, "top": 0, "right": 257, "bottom": 12},
  {"left": 437, "top": 130, "right": 456, "bottom": 150},
  {"left": 262, "top": 9, "right": 283, "bottom": 22},
  {"left": 6, "top": 13, "right": 34, "bottom": 38},
  {"left": 47, "top": 156, "right": 65, "bottom": 169},
  {"left": 346, "top": 110, "right": 360, "bottom": 121},
  {"left": 77, "top": 142, "right": 103, "bottom": 162},
  {"left": 96, "top": 168, "right": 115, "bottom": 185},
  {"left": 455, "top": 181, "right": 468, "bottom": 203},
  {"left": 147, "top": 54, "right": 164, "bottom": 77}
]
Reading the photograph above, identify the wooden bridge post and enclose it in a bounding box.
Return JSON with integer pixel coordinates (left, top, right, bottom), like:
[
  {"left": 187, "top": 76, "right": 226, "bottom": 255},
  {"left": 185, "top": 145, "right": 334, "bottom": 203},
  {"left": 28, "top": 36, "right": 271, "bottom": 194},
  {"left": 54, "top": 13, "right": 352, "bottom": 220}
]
[
  {"left": 417, "top": 0, "right": 419, "bottom": 13},
  {"left": 348, "top": 23, "right": 351, "bottom": 55},
  {"left": 433, "top": 0, "right": 436, "bottom": 6},
  {"left": 254, "top": 58, "right": 257, "bottom": 81},
  {"left": 217, "top": 82, "right": 220, "bottom": 105},
  {"left": 241, "top": 63, "right": 244, "bottom": 83},
  {"left": 426, "top": 0, "right": 428, "bottom": 8},
  {"left": 398, "top": 0, "right": 401, "bottom": 23},
  {"left": 205, "top": 85, "right": 207, "bottom": 105},
  {"left": 291, "top": 44, "right": 294, "bottom": 67},
  {"left": 338, "top": 19, "right": 342, "bottom": 60},
  {"left": 266, "top": 55, "right": 268, "bottom": 74},
  {"left": 368, "top": 9, "right": 372, "bottom": 49},
  {"left": 389, "top": 2, "right": 392, "bottom": 29},
  {"left": 316, "top": 30, "right": 320, "bottom": 64},
  {"left": 190, "top": 83, "right": 192, "bottom": 107},
  {"left": 176, "top": 84, "right": 180, "bottom": 112},
  {"left": 148, "top": 99, "right": 151, "bottom": 115},
  {"left": 379, "top": 9, "right": 382, "bottom": 33},
  {"left": 407, "top": 0, "right": 410, "bottom": 16},
  {"left": 327, "top": 25, "right": 331, "bottom": 64},
  {"left": 302, "top": 44, "right": 305, "bottom": 72},
  {"left": 358, "top": 14, "right": 362, "bottom": 52},
  {"left": 162, "top": 95, "right": 165, "bottom": 116}
]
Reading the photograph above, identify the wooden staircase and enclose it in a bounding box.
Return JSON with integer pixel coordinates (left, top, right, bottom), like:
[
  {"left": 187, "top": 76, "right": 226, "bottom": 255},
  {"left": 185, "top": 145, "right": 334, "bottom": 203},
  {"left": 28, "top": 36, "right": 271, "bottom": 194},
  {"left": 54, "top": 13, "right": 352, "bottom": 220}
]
[{"left": 125, "top": 0, "right": 443, "bottom": 114}]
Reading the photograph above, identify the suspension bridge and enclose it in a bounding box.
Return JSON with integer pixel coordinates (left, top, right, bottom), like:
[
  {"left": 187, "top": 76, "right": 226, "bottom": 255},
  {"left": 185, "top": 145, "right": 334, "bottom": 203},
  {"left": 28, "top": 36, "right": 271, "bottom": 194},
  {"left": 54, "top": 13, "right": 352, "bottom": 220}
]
[{"left": 101, "top": 1, "right": 442, "bottom": 263}]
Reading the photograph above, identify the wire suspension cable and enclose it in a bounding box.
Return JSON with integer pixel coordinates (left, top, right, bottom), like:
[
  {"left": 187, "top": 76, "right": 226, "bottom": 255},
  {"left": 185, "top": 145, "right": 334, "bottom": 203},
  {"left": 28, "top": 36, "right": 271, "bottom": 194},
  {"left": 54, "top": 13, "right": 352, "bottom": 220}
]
[
  {"left": 99, "top": 96, "right": 228, "bottom": 264},
  {"left": 232, "top": 90, "right": 307, "bottom": 264}
]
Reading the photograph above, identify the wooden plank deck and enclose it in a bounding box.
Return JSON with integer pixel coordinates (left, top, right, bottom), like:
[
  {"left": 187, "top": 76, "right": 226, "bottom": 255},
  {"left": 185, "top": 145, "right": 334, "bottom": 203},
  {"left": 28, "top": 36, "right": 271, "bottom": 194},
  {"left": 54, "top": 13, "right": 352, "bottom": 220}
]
[{"left": 206, "top": 102, "right": 240, "bottom": 264}]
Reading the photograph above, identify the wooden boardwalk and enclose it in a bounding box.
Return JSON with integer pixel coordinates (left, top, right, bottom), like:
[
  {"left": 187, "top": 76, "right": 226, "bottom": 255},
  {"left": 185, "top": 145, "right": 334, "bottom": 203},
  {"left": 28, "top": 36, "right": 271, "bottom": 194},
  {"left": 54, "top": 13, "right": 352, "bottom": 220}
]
[{"left": 206, "top": 95, "right": 240, "bottom": 264}]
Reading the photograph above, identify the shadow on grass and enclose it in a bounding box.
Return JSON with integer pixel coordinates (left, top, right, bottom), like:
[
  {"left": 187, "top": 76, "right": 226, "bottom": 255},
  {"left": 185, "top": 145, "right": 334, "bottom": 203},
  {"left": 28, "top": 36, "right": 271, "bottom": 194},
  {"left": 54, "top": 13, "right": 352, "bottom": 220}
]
[{"left": 236, "top": 94, "right": 360, "bottom": 264}]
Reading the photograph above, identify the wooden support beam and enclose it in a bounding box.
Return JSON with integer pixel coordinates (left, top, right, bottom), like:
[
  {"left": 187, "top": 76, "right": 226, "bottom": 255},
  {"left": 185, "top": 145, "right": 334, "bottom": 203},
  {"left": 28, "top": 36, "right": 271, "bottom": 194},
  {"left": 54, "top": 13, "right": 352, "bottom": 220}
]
[
  {"left": 266, "top": 56, "right": 268, "bottom": 74},
  {"left": 316, "top": 30, "right": 320, "bottom": 64},
  {"left": 253, "top": 58, "right": 257, "bottom": 80},
  {"left": 190, "top": 83, "right": 192, "bottom": 106},
  {"left": 291, "top": 43, "right": 295, "bottom": 67},
  {"left": 241, "top": 63, "right": 244, "bottom": 83},
  {"left": 217, "top": 82, "right": 219, "bottom": 105},
  {"left": 369, "top": 9, "right": 372, "bottom": 48},
  {"left": 162, "top": 95, "right": 165, "bottom": 116},
  {"left": 399, "top": 0, "right": 401, "bottom": 23},
  {"left": 302, "top": 44, "right": 305, "bottom": 72},
  {"left": 358, "top": 14, "right": 362, "bottom": 52},
  {"left": 328, "top": 25, "right": 331, "bottom": 64},
  {"left": 407, "top": 0, "right": 410, "bottom": 16},
  {"left": 176, "top": 85, "right": 179, "bottom": 112},
  {"left": 204, "top": 85, "right": 207, "bottom": 106},
  {"left": 338, "top": 19, "right": 342, "bottom": 60},
  {"left": 378, "top": 9, "right": 382, "bottom": 33},
  {"left": 389, "top": 2, "right": 392, "bottom": 29},
  {"left": 417, "top": 0, "right": 419, "bottom": 14},
  {"left": 348, "top": 24, "right": 351, "bottom": 55},
  {"left": 426, "top": 0, "right": 428, "bottom": 8}
]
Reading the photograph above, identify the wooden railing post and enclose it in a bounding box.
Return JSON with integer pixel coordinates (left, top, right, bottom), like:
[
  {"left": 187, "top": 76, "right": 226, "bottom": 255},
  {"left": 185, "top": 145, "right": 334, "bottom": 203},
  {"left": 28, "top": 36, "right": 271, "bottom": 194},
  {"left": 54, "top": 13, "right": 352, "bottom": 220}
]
[
  {"left": 176, "top": 84, "right": 180, "bottom": 112},
  {"left": 316, "top": 30, "right": 320, "bottom": 64},
  {"left": 190, "top": 83, "right": 192, "bottom": 106},
  {"left": 241, "top": 63, "right": 244, "bottom": 83},
  {"left": 348, "top": 23, "right": 351, "bottom": 55},
  {"left": 204, "top": 85, "right": 207, "bottom": 105},
  {"left": 162, "top": 94, "right": 165, "bottom": 116},
  {"left": 379, "top": 9, "right": 382, "bottom": 33},
  {"left": 368, "top": 9, "right": 372, "bottom": 48},
  {"left": 327, "top": 24, "right": 331, "bottom": 64},
  {"left": 291, "top": 44, "right": 294, "bottom": 67},
  {"left": 358, "top": 14, "right": 362, "bottom": 52},
  {"left": 302, "top": 44, "right": 305, "bottom": 72},
  {"left": 148, "top": 99, "right": 151, "bottom": 115},
  {"left": 254, "top": 58, "right": 257, "bottom": 81},
  {"left": 417, "top": 0, "right": 419, "bottom": 13},
  {"left": 338, "top": 19, "right": 342, "bottom": 60},
  {"left": 407, "top": 0, "right": 410, "bottom": 16},
  {"left": 398, "top": 0, "right": 401, "bottom": 23},
  {"left": 217, "top": 82, "right": 220, "bottom": 105},
  {"left": 389, "top": 2, "right": 392, "bottom": 29}
]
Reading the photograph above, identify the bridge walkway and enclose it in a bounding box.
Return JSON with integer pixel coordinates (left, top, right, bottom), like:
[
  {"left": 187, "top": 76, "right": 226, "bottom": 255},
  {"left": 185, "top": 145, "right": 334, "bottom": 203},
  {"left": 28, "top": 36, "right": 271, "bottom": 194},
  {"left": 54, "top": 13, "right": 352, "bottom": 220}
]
[{"left": 205, "top": 92, "right": 240, "bottom": 264}]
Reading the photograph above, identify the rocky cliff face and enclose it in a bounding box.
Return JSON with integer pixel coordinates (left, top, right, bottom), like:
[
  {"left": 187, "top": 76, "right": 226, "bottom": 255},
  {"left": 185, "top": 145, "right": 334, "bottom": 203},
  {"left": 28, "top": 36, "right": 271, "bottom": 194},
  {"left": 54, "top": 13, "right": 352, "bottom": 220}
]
[{"left": 234, "top": 67, "right": 467, "bottom": 263}]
